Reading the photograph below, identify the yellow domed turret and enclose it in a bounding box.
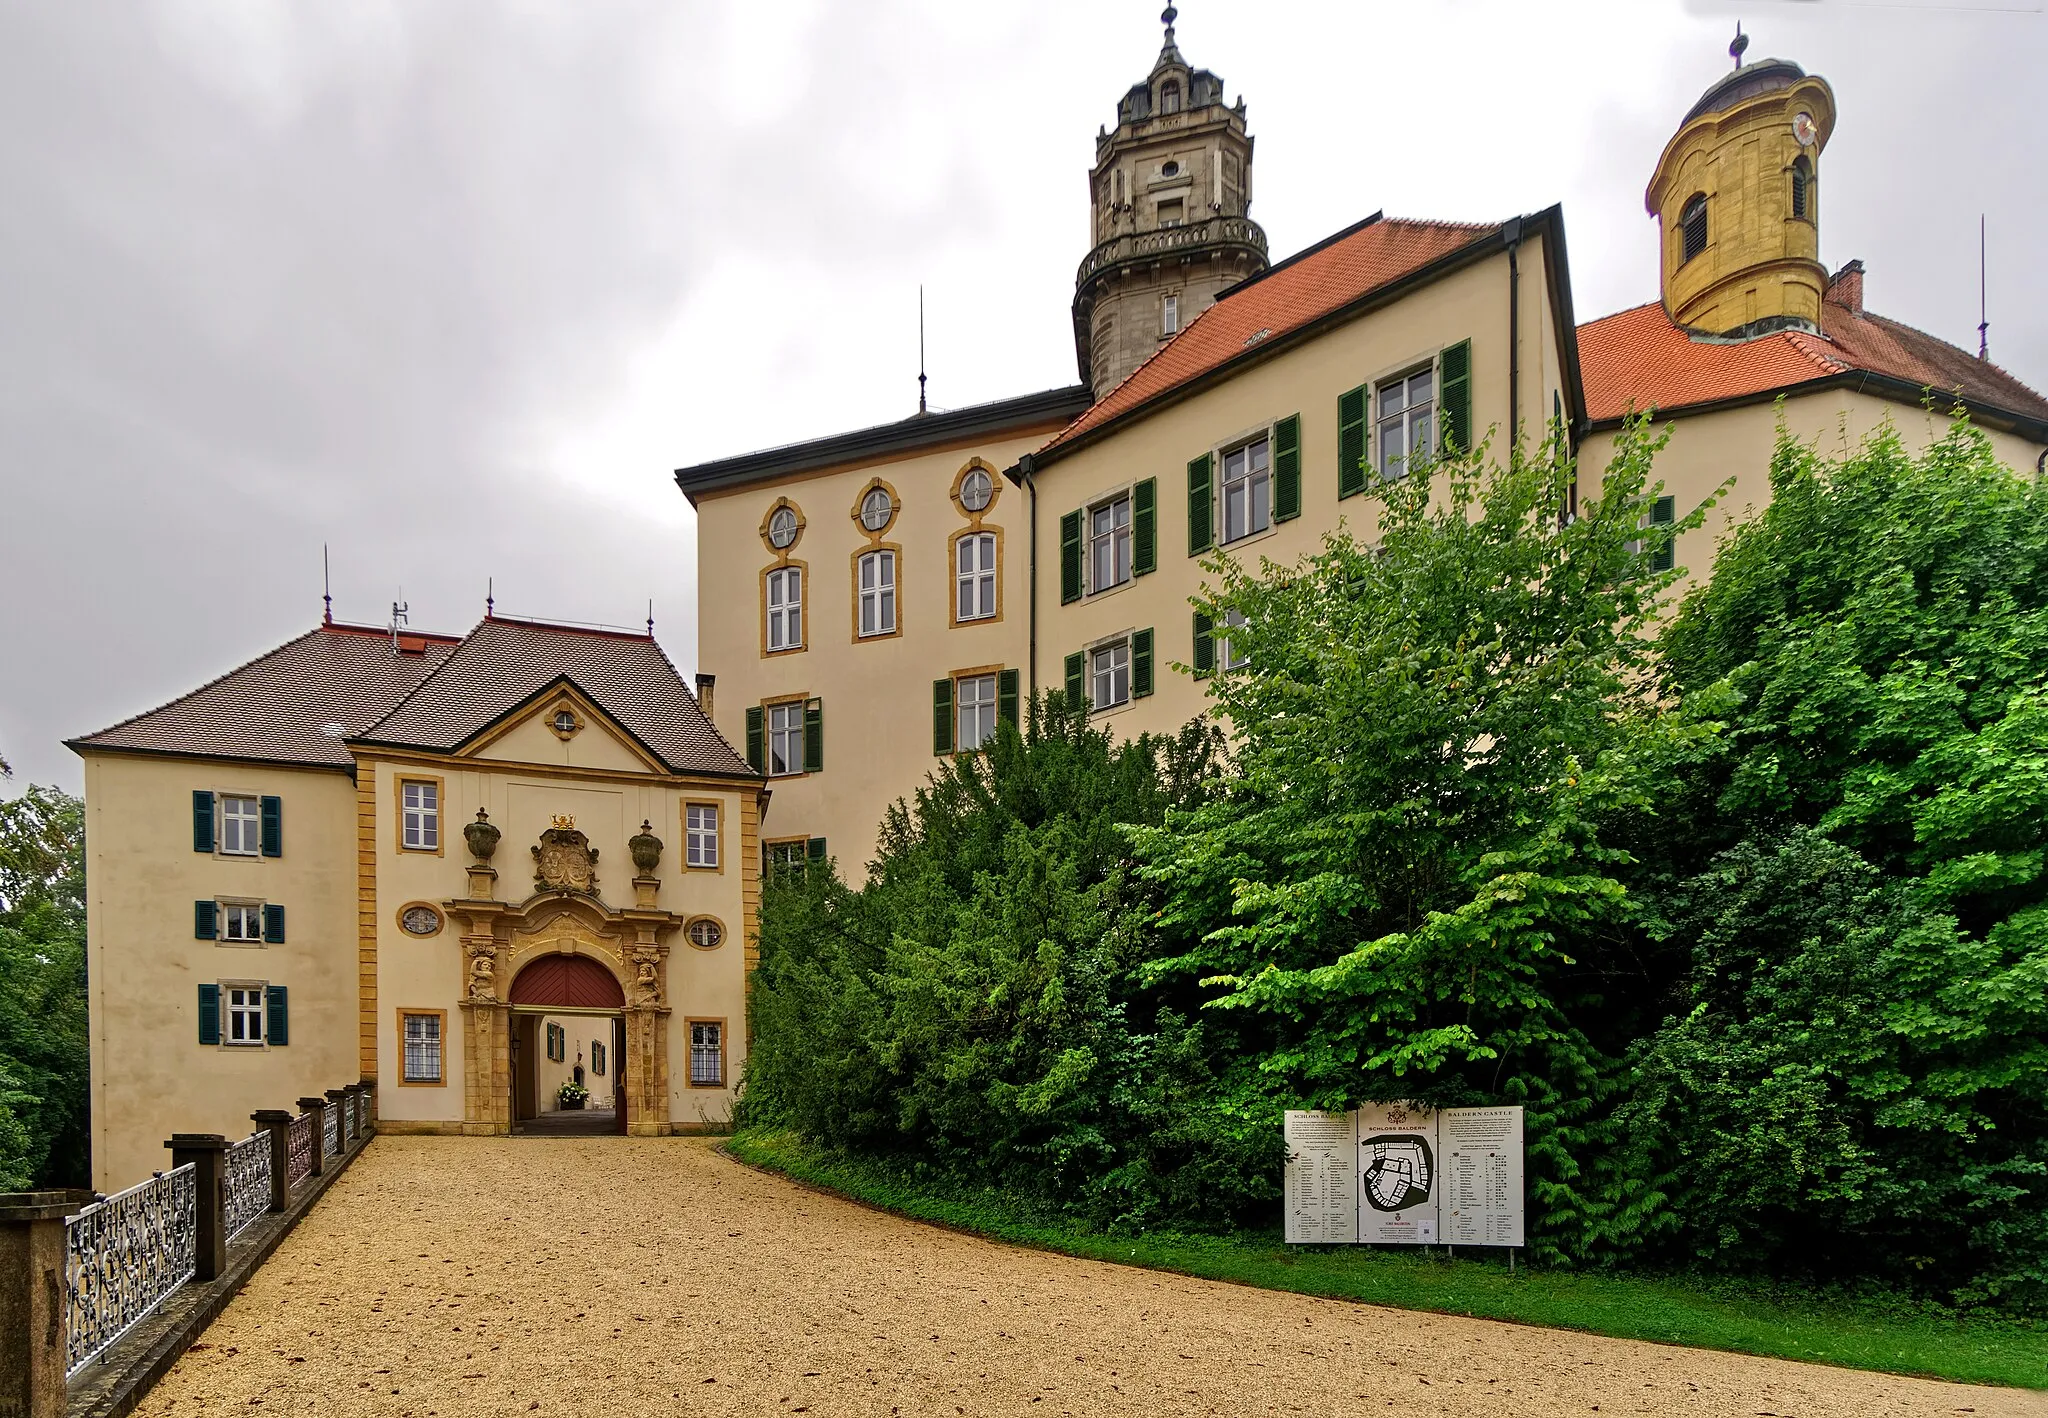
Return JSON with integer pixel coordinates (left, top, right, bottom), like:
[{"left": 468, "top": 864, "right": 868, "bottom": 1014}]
[{"left": 1646, "top": 37, "right": 1836, "bottom": 337}]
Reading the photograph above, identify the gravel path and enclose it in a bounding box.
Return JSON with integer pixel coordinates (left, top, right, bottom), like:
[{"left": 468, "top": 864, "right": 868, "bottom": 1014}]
[{"left": 132, "top": 1137, "right": 2038, "bottom": 1417}]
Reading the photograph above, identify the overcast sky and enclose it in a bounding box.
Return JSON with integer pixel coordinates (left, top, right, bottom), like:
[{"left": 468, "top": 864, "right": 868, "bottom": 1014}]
[{"left": 3, "top": 0, "right": 2042, "bottom": 792}]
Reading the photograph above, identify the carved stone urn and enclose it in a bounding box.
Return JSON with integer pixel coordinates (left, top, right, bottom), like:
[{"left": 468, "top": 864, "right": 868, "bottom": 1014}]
[
  {"left": 464, "top": 807, "right": 501, "bottom": 861},
  {"left": 628, "top": 820, "right": 664, "bottom": 874}
]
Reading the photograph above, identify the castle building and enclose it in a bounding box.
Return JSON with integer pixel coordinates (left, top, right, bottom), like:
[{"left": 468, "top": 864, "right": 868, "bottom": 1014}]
[{"left": 677, "top": 20, "right": 2048, "bottom": 886}]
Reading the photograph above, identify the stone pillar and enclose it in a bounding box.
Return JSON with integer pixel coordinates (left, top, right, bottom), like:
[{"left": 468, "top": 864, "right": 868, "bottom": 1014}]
[
  {"left": 0, "top": 1189, "right": 94, "bottom": 1418},
  {"left": 165, "top": 1134, "right": 230, "bottom": 1282},
  {"left": 252, "top": 1110, "right": 293, "bottom": 1211},
  {"left": 621, "top": 1006, "right": 671, "bottom": 1137},
  {"left": 362, "top": 1081, "right": 378, "bottom": 1136},
  {"left": 294, "top": 1098, "right": 327, "bottom": 1178},
  {"left": 458, "top": 1000, "right": 509, "bottom": 1135}
]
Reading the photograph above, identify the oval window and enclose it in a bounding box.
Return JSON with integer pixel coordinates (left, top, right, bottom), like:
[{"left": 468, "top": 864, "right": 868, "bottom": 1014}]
[
  {"left": 959, "top": 468, "right": 993, "bottom": 513},
  {"left": 1161, "top": 160, "right": 1180, "bottom": 178},
  {"left": 860, "top": 487, "right": 894, "bottom": 532},
  {"left": 400, "top": 905, "right": 441, "bottom": 937},
  {"left": 688, "top": 918, "right": 724, "bottom": 950},
  {"left": 767, "top": 506, "right": 799, "bottom": 549}
]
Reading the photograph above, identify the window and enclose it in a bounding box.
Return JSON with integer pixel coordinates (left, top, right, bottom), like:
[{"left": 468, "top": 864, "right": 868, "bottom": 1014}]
[
  {"left": 1220, "top": 609, "right": 1250, "bottom": 672},
  {"left": 767, "top": 505, "right": 799, "bottom": 549},
  {"left": 592, "top": 1039, "right": 606, "bottom": 1076},
  {"left": 1161, "top": 159, "right": 1180, "bottom": 178},
  {"left": 1791, "top": 158, "right": 1812, "bottom": 221},
  {"left": 1160, "top": 80, "right": 1180, "bottom": 114},
  {"left": 767, "top": 702, "right": 805, "bottom": 776},
  {"left": 551, "top": 709, "right": 579, "bottom": 738},
  {"left": 1157, "top": 197, "right": 1184, "bottom": 227},
  {"left": 686, "top": 803, "right": 719, "bottom": 868},
  {"left": 221, "top": 902, "right": 263, "bottom": 942},
  {"left": 766, "top": 566, "right": 803, "bottom": 651},
  {"left": 1162, "top": 293, "right": 1179, "bottom": 335},
  {"left": 959, "top": 467, "right": 993, "bottom": 513},
  {"left": 956, "top": 673, "right": 998, "bottom": 751},
  {"left": 1091, "top": 641, "right": 1131, "bottom": 711},
  {"left": 220, "top": 795, "right": 261, "bottom": 856},
  {"left": 1681, "top": 194, "right": 1708, "bottom": 263},
  {"left": 767, "top": 840, "right": 809, "bottom": 877},
  {"left": 1220, "top": 436, "right": 1271, "bottom": 543},
  {"left": 1631, "top": 495, "right": 1678, "bottom": 573},
  {"left": 689, "top": 1021, "right": 725, "bottom": 1087},
  {"left": 859, "top": 486, "right": 894, "bottom": 532},
  {"left": 688, "top": 918, "right": 725, "bottom": 949},
  {"left": 546, "top": 1021, "right": 565, "bottom": 1063},
  {"left": 1376, "top": 366, "right": 1435, "bottom": 481},
  {"left": 858, "top": 549, "right": 897, "bottom": 637},
  {"left": 402, "top": 1013, "right": 442, "bottom": 1083},
  {"left": 400, "top": 780, "right": 438, "bottom": 851},
  {"left": 225, "top": 986, "right": 265, "bottom": 1045},
  {"left": 1089, "top": 496, "right": 1132, "bottom": 594},
  {"left": 956, "top": 532, "right": 997, "bottom": 622}
]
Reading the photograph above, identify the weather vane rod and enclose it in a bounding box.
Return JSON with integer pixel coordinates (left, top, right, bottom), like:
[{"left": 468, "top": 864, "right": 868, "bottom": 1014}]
[{"left": 918, "top": 285, "right": 929, "bottom": 416}]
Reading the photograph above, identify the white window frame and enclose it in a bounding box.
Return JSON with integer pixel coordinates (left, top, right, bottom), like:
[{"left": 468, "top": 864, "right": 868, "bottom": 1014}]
[
  {"left": 956, "top": 673, "right": 998, "bottom": 752},
  {"left": 1162, "top": 293, "right": 1180, "bottom": 335},
  {"left": 956, "top": 532, "right": 997, "bottom": 623},
  {"left": 1220, "top": 608, "right": 1251, "bottom": 672},
  {"left": 220, "top": 901, "right": 264, "bottom": 944},
  {"left": 767, "top": 840, "right": 808, "bottom": 877},
  {"left": 1087, "top": 494, "right": 1133, "bottom": 596},
  {"left": 857, "top": 549, "right": 897, "bottom": 638},
  {"left": 690, "top": 1020, "right": 725, "bottom": 1086},
  {"left": 686, "top": 803, "right": 720, "bottom": 868},
  {"left": 767, "top": 702, "right": 805, "bottom": 777},
  {"left": 400, "top": 779, "right": 439, "bottom": 851},
  {"left": 766, "top": 566, "right": 804, "bottom": 652},
  {"left": 219, "top": 794, "right": 261, "bottom": 857},
  {"left": 1375, "top": 363, "right": 1436, "bottom": 481},
  {"left": 1219, "top": 434, "right": 1272, "bottom": 545},
  {"left": 1090, "top": 639, "right": 1131, "bottom": 712},
  {"left": 402, "top": 1012, "right": 442, "bottom": 1083},
  {"left": 224, "top": 983, "right": 265, "bottom": 1046}
]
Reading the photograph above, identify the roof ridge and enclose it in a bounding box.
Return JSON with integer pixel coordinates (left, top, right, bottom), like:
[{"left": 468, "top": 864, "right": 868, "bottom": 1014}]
[
  {"left": 72, "top": 627, "right": 324, "bottom": 745},
  {"left": 357, "top": 617, "right": 491, "bottom": 740},
  {"left": 1576, "top": 300, "right": 1666, "bottom": 330},
  {"left": 1215, "top": 210, "right": 1385, "bottom": 301},
  {"left": 1851, "top": 307, "right": 2048, "bottom": 399},
  {"left": 1783, "top": 329, "right": 1850, "bottom": 375}
]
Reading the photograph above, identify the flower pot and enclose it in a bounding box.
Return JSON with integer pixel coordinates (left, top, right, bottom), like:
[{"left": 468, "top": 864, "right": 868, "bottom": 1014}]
[{"left": 558, "top": 1096, "right": 585, "bottom": 1111}]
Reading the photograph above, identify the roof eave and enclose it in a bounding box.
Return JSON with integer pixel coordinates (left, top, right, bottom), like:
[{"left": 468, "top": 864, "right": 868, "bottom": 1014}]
[
  {"left": 65, "top": 740, "right": 358, "bottom": 775},
  {"left": 1584, "top": 369, "right": 2048, "bottom": 445}
]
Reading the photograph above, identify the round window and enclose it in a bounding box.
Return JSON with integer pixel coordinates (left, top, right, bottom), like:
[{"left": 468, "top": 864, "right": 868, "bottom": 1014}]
[
  {"left": 553, "top": 710, "right": 577, "bottom": 735},
  {"left": 959, "top": 468, "right": 993, "bottom": 513},
  {"left": 400, "top": 905, "right": 441, "bottom": 937},
  {"left": 767, "top": 506, "right": 799, "bottom": 549},
  {"left": 859, "top": 487, "right": 894, "bottom": 532},
  {"left": 1162, "top": 160, "right": 1180, "bottom": 177},
  {"left": 688, "top": 918, "right": 724, "bottom": 950}
]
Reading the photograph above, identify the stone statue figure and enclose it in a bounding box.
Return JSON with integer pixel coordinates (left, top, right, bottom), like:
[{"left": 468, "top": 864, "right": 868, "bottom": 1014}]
[
  {"left": 467, "top": 952, "right": 497, "bottom": 1001},
  {"left": 632, "top": 952, "right": 661, "bottom": 1006}
]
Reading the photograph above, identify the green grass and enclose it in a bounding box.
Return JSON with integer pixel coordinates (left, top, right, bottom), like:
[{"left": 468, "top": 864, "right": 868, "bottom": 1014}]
[{"left": 723, "top": 1127, "right": 2046, "bottom": 1390}]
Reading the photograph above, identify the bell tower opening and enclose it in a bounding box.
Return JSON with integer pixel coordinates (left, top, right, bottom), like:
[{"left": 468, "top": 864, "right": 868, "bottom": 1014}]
[{"left": 1071, "top": 5, "right": 1268, "bottom": 395}]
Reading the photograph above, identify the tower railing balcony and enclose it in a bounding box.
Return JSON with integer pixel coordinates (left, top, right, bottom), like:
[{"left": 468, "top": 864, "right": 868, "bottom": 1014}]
[{"left": 1075, "top": 215, "right": 1268, "bottom": 287}]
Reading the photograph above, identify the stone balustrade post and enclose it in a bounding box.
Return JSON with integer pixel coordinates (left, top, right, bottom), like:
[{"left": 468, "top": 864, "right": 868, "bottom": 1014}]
[
  {"left": 251, "top": 1110, "right": 293, "bottom": 1211},
  {"left": 0, "top": 1188, "right": 94, "bottom": 1418},
  {"left": 362, "top": 1082, "right": 378, "bottom": 1136},
  {"left": 294, "top": 1098, "right": 327, "bottom": 1178},
  {"left": 165, "top": 1134, "right": 230, "bottom": 1282},
  {"left": 324, "top": 1090, "right": 350, "bottom": 1153}
]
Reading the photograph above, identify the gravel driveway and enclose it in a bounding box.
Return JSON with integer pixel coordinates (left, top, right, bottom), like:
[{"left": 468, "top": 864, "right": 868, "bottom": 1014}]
[{"left": 131, "top": 1136, "right": 2038, "bottom": 1417}]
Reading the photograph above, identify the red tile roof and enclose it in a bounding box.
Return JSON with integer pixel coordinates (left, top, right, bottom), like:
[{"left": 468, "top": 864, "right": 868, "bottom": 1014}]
[
  {"left": 1579, "top": 294, "right": 2048, "bottom": 431},
  {"left": 1039, "top": 215, "right": 1499, "bottom": 455}
]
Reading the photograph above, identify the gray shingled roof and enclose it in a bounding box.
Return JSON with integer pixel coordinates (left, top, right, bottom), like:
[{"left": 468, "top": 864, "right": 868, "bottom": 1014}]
[
  {"left": 355, "top": 617, "right": 754, "bottom": 778},
  {"left": 68, "top": 624, "right": 461, "bottom": 768}
]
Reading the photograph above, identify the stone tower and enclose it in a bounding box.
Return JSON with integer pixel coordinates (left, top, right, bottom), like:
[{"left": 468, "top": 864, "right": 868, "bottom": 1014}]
[
  {"left": 1071, "top": 6, "right": 1268, "bottom": 395},
  {"left": 1646, "top": 35, "right": 1836, "bottom": 338}
]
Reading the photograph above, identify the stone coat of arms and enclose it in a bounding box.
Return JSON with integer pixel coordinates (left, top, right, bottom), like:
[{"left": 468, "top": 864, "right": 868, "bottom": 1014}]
[{"left": 532, "top": 817, "right": 600, "bottom": 895}]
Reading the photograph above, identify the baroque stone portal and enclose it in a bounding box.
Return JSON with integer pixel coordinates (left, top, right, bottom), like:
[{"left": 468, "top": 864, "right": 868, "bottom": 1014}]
[{"left": 532, "top": 816, "right": 599, "bottom": 895}]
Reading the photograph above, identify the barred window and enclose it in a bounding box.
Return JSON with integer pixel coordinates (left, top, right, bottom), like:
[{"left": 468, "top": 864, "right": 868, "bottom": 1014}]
[
  {"left": 402, "top": 1013, "right": 442, "bottom": 1083},
  {"left": 690, "top": 1021, "right": 724, "bottom": 1087}
]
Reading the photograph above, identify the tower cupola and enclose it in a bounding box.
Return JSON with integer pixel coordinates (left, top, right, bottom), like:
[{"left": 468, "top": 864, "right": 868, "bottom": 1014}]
[
  {"left": 1646, "top": 34, "right": 1836, "bottom": 338},
  {"left": 1071, "top": 6, "right": 1268, "bottom": 394}
]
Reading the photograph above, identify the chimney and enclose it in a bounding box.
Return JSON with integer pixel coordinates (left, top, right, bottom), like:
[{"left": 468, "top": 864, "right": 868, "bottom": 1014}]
[
  {"left": 1826, "top": 259, "right": 1864, "bottom": 315},
  {"left": 694, "top": 673, "right": 715, "bottom": 722}
]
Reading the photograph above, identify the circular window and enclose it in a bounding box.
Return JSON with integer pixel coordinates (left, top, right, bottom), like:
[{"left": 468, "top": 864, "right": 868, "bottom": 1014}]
[
  {"left": 767, "top": 506, "right": 799, "bottom": 549},
  {"left": 553, "top": 710, "right": 578, "bottom": 735},
  {"left": 859, "top": 487, "right": 894, "bottom": 532},
  {"left": 687, "top": 918, "right": 725, "bottom": 950},
  {"left": 1162, "top": 160, "right": 1180, "bottom": 177},
  {"left": 400, "top": 904, "right": 442, "bottom": 937},
  {"left": 959, "top": 468, "right": 993, "bottom": 513}
]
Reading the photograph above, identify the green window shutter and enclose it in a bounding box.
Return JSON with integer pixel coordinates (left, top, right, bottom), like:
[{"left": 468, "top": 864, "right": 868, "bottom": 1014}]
[
  {"left": 932, "top": 678, "right": 954, "bottom": 754},
  {"left": 197, "top": 984, "right": 220, "bottom": 1046},
  {"left": 807, "top": 837, "right": 827, "bottom": 862},
  {"left": 1187, "top": 454, "right": 1213, "bottom": 555},
  {"left": 1650, "top": 495, "right": 1676, "bottom": 573},
  {"left": 260, "top": 795, "right": 283, "bottom": 857},
  {"left": 744, "top": 706, "right": 764, "bottom": 772},
  {"left": 1064, "top": 651, "right": 1085, "bottom": 709},
  {"left": 1440, "top": 339, "right": 1472, "bottom": 452},
  {"left": 1338, "top": 385, "right": 1368, "bottom": 498},
  {"left": 1192, "top": 611, "right": 1215, "bottom": 676},
  {"left": 1132, "top": 478, "right": 1157, "bottom": 575},
  {"left": 195, "top": 900, "right": 217, "bottom": 941},
  {"left": 804, "top": 699, "right": 824, "bottom": 774},
  {"left": 193, "top": 790, "right": 215, "bottom": 853},
  {"left": 1132, "top": 628, "right": 1155, "bottom": 698},
  {"left": 1272, "top": 415, "right": 1301, "bottom": 521},
  {"left": 263, "top": 904, "right": 286, "bottom": 944},
  {"left": 266, "top": 985, "right": 289, "bottom": 1046},
  {"left": 997, "top": 668, "right": 1020, "bottom": 728},
  {"left": 1059, "top": 510, "right": 1084, "bottom": 603}
]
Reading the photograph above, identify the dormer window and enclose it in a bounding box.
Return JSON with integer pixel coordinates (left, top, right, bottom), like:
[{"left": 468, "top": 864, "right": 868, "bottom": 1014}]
[
  {"left": 1680, "top": 194, "right": 1708, "bottom": 264},
  {"left": 1157, "top": 197, "right": 1184, "bottom": 228},
  {"left": 1160, "top": 81, "right": 1180, "bottom": 114},
  {"left": 1790, "top": 157, "right": 1813, "bottom": 222}
]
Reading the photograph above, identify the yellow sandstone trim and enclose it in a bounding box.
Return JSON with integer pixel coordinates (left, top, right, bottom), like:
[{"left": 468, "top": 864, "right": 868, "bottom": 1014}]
[
  {"left": 741, "top": 790, "right": 762, "bottom": 1049},
  {"left": 356, "top": 762, "right": 379, "bottom": 1083}
]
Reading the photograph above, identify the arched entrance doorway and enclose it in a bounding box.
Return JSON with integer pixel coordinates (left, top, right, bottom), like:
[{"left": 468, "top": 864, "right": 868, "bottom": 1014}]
[{"left": 508, "top": 955, "right": 628, "bottom": 1136}]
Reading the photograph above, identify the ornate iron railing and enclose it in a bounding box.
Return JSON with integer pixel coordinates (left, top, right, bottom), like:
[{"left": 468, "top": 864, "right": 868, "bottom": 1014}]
[
  {"left": 343, "top": 1093, "right": 357, "bottom": 1147},
  {"left": 286, "top": 1113, "right": 313, "bottom": 1190},
  {"left": 323, "top": 1103, "right": 339, "bottom": 1159},
  {"left": 63, "top": 1165, "right": 198, "bottom": 1376},
  {"left": 223, "top": 1131, "right": 272, "bottom": 1242}
]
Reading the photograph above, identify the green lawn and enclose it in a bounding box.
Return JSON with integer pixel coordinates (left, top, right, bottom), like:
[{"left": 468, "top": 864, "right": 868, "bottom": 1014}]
[{"left": 723, "top": 1128, "right": 2046, "bottom": 1390}]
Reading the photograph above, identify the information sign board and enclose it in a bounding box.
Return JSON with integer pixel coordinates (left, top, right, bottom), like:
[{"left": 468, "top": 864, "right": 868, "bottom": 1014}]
[
  {"left": 1440, "top": 1106, "right": 1524, "bottom": 1247},
  {"left": 1356, "top": 1101, "right": 1437, "bottom": 1244},
  {"left": 1282, "top": 1110, "right": 1358, "bottom": 1244}
]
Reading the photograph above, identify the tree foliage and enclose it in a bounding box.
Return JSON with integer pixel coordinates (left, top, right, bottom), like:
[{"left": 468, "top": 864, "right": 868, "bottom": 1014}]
[{"left": 0, "top": 784, "right": 91, "bottom": 1190}]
